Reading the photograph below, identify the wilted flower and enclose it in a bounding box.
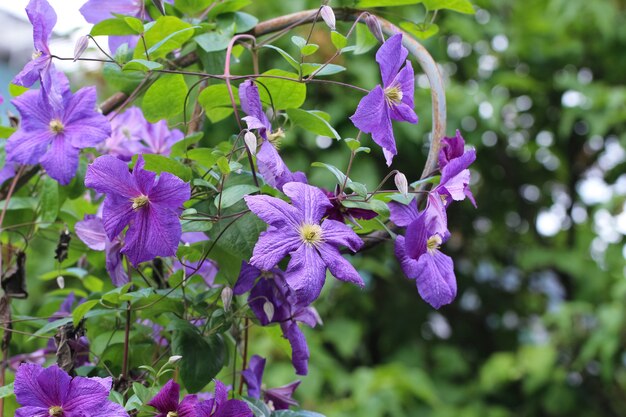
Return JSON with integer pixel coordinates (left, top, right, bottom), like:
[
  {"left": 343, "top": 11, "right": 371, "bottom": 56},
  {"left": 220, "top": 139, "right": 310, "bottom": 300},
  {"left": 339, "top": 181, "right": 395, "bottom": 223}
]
[
  {"left": 84, "top": 155, "right": 190, "bottom": 266},
  {"left": 75, "top": 214, "right": 128, "bottom": 286},
  {"left": 234, "top": 262, "right": 322, "bottom": 375},
  {"left": 245, "top": 182, "right": 364, "bottom": 304},
  {"left": 7, "top": 72, "right": 111, "bottom": 185},
  {"left": 14, "top": 363, "right": 128, "bottom": 417},
  {"left": 242, "top": 355, "right": 301, "bottom": 410},
  {"left": 323, "top": 186, "right": 377, "bottom": 223},
  {"left": 350, "top": 33, "right": 418, "bottom": 166}
]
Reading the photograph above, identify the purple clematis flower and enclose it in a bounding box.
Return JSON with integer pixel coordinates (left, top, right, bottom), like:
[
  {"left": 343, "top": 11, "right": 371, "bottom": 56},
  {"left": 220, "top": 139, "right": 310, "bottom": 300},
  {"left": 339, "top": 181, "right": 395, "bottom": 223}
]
[
  {"left": 6, "top": 72, "right": 111, "bottom": 185},
  {"left": 84, "top": 155, "right": 190, "bottom": 266},
  {"left": 14, "top": 363, "right": 128, "bottom": 417},
  {"left": 434, "top": 131, "right": 477, "bottom": 208},
  {"left": 75, "top": 214, "right": 128, "bottom": 286},
  {"left": 238, "top": 80, "right": 307, "bottom": 191},
  {"left": 350, "top": 33, "right": 418, "bottom": 166},
  {"left": 234, "top": 262, "right": 322, "bottom": 375},
  {"left": 242, "top": 355, "right": 300, "bottom": 410},
  {"left": 148, "top": 379, "right": 197, "bottom": 417},
  {"left": 13, "top": 0, "right": 56, "bottom": 88},
  {"left": 390, "top": 201, "right": 456, "bottom": 309},
  {"left": 195, "top": 380, "right": 253, "bottom": 417},
  {"left": 102, "top": 107, "right": 184, "bottom": 160},
  {"left": 245, "top": 182, "right": 364, "bottom": 305}
]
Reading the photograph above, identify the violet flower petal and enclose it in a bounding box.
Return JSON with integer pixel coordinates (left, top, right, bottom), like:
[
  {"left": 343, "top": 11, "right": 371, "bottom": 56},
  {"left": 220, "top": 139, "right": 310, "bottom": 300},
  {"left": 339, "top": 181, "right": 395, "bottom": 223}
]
[
  {"left": 376, "top": 33, "right": 408, "bottom": 87},
  {"left": 415, "top": 250, "right": 456, "bottom": 309},
  {"left": 249, "top": 228, "right": 301, "bottom": 271}
]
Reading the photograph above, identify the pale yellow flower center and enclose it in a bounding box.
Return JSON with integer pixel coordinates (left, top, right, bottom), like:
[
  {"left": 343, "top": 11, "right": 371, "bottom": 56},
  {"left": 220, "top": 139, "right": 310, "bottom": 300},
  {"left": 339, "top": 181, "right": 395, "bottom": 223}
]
[
  {"left": 49, "top": 119, "right": 65, "bottom": 134},
  {"left": 166, "top": 412, "right": 179, "bottom": 417},
  {"left": 299, "top": 224, "right": 323, "bottom": 245},
  {"left": 132, "top": 195, "right": 150, "bottom": 210},
  {"left": 49, "top": 406, "right": 63, "bottom": 416},
  {"left": 267, "top": 127, "right": 285, "bottom": 149},
  {"left": 426, "top": 235, "right": 442, "bottom": 254},
  {"left": 32, "top": 50, "right": 43, "bottom": 60},
  {"left": 384, "top": 85, "right": 403, "bottom": 105}
]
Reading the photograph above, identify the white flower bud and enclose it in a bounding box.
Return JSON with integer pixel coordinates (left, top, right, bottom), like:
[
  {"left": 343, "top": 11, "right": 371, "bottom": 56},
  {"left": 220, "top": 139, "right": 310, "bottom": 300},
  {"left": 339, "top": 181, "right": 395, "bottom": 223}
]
[
  {"left": 365, "top": 14, "right": 385, "bottom": 44},
  {"left": 394, "top": 172, "right": 409, "bottom": 196},
  {"left": 263, "top": 301, "right": 275, "bottom": 322},
  {"left": 320, "top": 6, "right": 336, "bottom": 31},
  {"left": 73, "top": 35, "right": 89, "bottom": 62},
  {"left": 168, "top": 355, "right": 182, "bottom": 364},
  {"left": 221, "top": 286, "right": 233, "bottom": 311},
  {"left": 244, "top": 131, "right": 257, "bottom": 155},
  {"left": 56, "top": 275, "right": 65, "bottom": 289}
]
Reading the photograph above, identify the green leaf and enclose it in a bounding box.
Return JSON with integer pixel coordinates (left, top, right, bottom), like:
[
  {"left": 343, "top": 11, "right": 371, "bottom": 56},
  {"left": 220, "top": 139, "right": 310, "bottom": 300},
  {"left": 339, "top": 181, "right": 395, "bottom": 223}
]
[
  {"left": 124, "top": 17, "right": 145, "bottom": 34},
  {"left": 311, "top": 162, "right": 347, "bottom": 185},
  {"left": 38, "top": 176, "right": 59, "bottom": 226},
  {"left": 132, "top": 382, "right": 153, "bottom": 404},
  {"left": 344, "top": 138, "right": 370, "bottom": 154},
  {"left": 194, "top": 24, "right": 235, "bottom": 53},
  {"left": 331, "top": 31, "right": 348, "bottom": 50},
  {"left": 171, "top": 320, "right": 226, "bottom": 393},
  {"left": 399, "top": 21, "right": 439, "bottom": 40},
  {"left": 257, "top": 70, "right": 306, "bottom": 110},
  {"left": 215, "top": 184, "right": 258, "bottom": 209},
  {"left": 291, "top": 35, "right": 307, "bottom": 49},
  {"left": 135, "top": 16, "right": 195, "bottom": 59},
  {"left": 206, "top": 0, "right": 251, "bottom": 17},
  {"left": 170, "top": 132, "right": 204, "bottom": 157},
  {"left": 72, "top": 300, "right": 100, "bottom": 326},
  {"left": 186, "top": 148, "right": 220, "bottom": 169},
  {"left": 300, "top": 44, "right": 319, "bottom": 56},
  {"left": 0, "top": 383, "right": 14, "bottom": 399},
  {"left": 142, "top": 74, "right": 188, "bottom": 122},
  {"left": 262, "top": 45, "right": 300, "bottom": 72},
  {"left": 174, "top": 0, "right": 213, "bottom": 14},
  {"left": 300, "top": 63, "right": 346, "bottom": 77},
  {"left": 423, "top": 0, "right": 475, "bottom": 14},
  {"left": 198, "top": 84, "right": 240, "bottom": 123},
  {"left": 91, "top": 17, "right": 143, "bottom": 36},
  {"left": 286, "top": 108, "right": 340, "bottom": 139},
  {"left": 142, "top": 154, "right": 192, "bottom": 182},
  {"left": 122, "top": 59, "right": 164, "bottom": 72},
  {"left": 355, "top": 24, "right": 378, "bottom": 55},
  {"left": 357, "top": 0, "right": 422, "bottom": 5},
  {"left": 216, "top": 156, "right": 231, "bottom": 174},
  {"left": 103, "top": 63, "right": 145, "bottom": 94},
  {"left": 209, "top": 208, "right": 266, "bottom": 260},
  {"left": 243, "top": 397, "right": 272, "bottom": 417},
  {"left": 230, "top": 12, "right": 259, "bottom": 33}
]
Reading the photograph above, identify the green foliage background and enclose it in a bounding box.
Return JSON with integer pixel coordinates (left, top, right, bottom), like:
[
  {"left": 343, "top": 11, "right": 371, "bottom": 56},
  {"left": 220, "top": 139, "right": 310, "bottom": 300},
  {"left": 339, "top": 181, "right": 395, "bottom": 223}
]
[
  {"left": 238, "top": 1, "right": 626, "bottom": 416},
  {"left": 2, "top": 0, "right": 626, "bottom": 416}
]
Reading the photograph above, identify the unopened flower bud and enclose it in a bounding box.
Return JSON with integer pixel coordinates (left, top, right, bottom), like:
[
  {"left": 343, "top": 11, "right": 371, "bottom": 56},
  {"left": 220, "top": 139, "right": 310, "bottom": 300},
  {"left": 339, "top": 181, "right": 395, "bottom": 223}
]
[
  {"left": 394, "top": 172, "right": 408, "bottom": 196},
  {"left": 56, "top": 275, "right": 65, "bottom": 289},
  {"left": 168, "top": 355, "right": 182, "bottom": 364},
  {"left": 221, "top": 286, "right": 233, "bottom": 311},
  {"left": 365, "top": 14, "right": 385, "bottom": 44},
  {"left": 244, "top": 131, "right": 257, "bottom": 155},
  {"left": 320, "top": 6, "right": 336, "bottom": 30},
  {"left": 73, "top": 35, "right": 89, "bottom": 61},
  {"left": 263, "top": 301, "right": 275, "bottom": 322}
]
